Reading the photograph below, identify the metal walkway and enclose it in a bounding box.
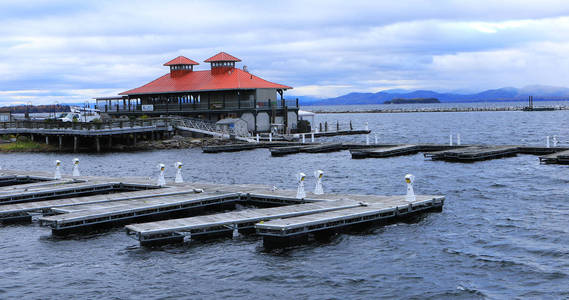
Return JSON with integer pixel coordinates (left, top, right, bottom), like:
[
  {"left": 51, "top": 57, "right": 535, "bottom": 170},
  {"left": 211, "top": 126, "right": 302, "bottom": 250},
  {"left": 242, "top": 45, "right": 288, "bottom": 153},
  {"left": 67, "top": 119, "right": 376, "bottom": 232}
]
[{"left": 173, "top": 117, "right": 255, "bottom": 142}]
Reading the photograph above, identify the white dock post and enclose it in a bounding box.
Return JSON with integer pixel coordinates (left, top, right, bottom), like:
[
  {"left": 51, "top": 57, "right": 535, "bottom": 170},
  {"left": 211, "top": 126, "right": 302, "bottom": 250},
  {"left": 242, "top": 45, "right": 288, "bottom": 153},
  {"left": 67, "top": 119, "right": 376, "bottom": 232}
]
[
  {"left": 232, "top": 224, "right": 239, "bottom": 238},
  {"left": 302, "top": 134, "right": 306, "bottom": 144},
  {"left": 374, "top": 133, "right": 378, "bottom": 144},
  {"left": 364, "top": 122, "right": 369, "bottom": 131},
  {"left": 449, "top": 134, "right": 453, "bottom": 146},
  {"left": 54, "top": 160, "right": 62, "bottom": 180},
  {"left": 366, "top": 134, "right": 370, "bottom": 145},
  {"left": 457, "top": 133, "right": 461, "bottom": 146},
  {"left": 311, "top": 132, "right": 315, "bottom": 143},
  {"left": 269, "top": 133, "right": 272, "bottom": 142},
  {"left": 72, "top": 158, "right": 80, "bottom": 177},
  {"left": 553, "top": 135, "right": 558, "bottom": 147},
  {"left": 256, "top": 134, "right": 260, "bottom": 143},
  {"left": 296, "top": 172, "right": 306, "bottom": 199},
  {"left": 314, "top": 170, "right": 324, "bottom": 194},
  {"left": 546, "top": 136, "right": 550, "bottom": 148},
  {"left": 157, "top": 163, "right": 166, "bottom": 187},
  {"left": 174, "top": 162, "right": 183, "bottom": 183},
  {"left": 405, "top": 174, "right": 416, "bottom": 202}
]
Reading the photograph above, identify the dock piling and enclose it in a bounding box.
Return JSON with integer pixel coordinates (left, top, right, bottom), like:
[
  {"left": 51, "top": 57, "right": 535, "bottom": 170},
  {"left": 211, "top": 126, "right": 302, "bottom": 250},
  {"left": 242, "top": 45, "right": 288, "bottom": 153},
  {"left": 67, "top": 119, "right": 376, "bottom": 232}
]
[
  {"left": 405, "top": 174, "right": 416, "bottom": 202},
  {"left": 311, "top": 132, "right": 315, "bottom": 143},
  {"left": 546, "top": 136, "right": 550, "bottom": 148},
  {"left": 72, "top": 158, "right": 80, "bottom": 177},
  {"left": 54, "top": 160, "right": 62, "bottom": 180},
  {"left": 296, "top": 173, "right": 306, "bottom": 199},
  {"left": 96, "top": 137, "right": 101, "bottom": 153},
  {"left": 302, "top": 134, "right": 305, "bottom": 144},
  {"left": 175, "top": 162, "right": 183, "bottom": 183},
  {"left": 457, "top": 134, "right": 461, "bottom": 146},
  {"left": 374, "top": 133, "right": 378, "bottom": 144},
  {"left": 157, "top": 164, "right": 166, "bottom": 186},
  {"left": 449, "top": 134, "right": 453, "bottom": 146},
  {"left": 314, "top": 170, "right": 324, "bottom": 195},
  {"left": 366, "top": 134, "right": 370, "bottom": 145}
]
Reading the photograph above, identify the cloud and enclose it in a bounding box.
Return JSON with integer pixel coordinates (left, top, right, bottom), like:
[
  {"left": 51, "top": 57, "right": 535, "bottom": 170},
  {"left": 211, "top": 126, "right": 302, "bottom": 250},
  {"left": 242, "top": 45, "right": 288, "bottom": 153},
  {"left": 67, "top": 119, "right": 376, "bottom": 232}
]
[{"left": 1, "top": 0, "right": 569, "bottom": 104}]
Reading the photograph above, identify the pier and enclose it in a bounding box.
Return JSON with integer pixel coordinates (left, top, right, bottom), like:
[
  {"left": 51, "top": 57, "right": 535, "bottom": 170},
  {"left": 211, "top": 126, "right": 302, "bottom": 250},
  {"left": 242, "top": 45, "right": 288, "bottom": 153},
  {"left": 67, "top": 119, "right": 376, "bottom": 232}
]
[
  {"left": 0, "top": 168, "right": 444, "bottom": 248},
  {"left": 539, "top": 150, "right": 569, "bottom": 164},
  {"left": 0, "top": 118, "right": 172, "bottom": 152},
  {"left": 203, "top": 140, "right": 569, "bottom": 165}
]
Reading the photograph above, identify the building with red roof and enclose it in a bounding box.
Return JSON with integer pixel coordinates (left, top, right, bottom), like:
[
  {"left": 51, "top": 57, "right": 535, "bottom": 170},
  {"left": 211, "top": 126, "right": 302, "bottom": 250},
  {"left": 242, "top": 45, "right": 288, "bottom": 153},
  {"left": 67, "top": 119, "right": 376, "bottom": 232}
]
[{"left": 96, "top": 52, "right": 298, "bottom": 133}]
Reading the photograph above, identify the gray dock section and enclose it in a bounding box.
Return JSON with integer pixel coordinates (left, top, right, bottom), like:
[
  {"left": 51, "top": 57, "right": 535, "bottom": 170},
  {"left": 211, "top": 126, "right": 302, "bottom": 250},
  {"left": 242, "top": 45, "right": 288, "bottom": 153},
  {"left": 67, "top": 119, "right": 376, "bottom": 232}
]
[
  {"left": 256, "top": 195, "right": 443, "bottom": 237},
  {"left": 539, "top": 150, "right": 569, "bottom": 164},
  {"left": 0, "top": 187, "right": 193, "bottom": 217},
  {"left": 40, "top": 192, "right": 239, "bottom": 231},
  {"left": 351, "top": 144, "right": 422, "bottom": 158},
  {"left": 126, "top": 199, "right": 364, "bottom": 244},
  {"left": 425, "top": 146, "right": 519, "bottom": 161}
]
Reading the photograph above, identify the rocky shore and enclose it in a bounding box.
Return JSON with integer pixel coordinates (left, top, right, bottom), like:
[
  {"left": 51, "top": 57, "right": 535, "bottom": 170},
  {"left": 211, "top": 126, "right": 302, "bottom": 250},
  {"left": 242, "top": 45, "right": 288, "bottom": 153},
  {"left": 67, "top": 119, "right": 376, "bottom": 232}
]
[{"left": 0, "top": 135, "right": 236, "bottom": 153}]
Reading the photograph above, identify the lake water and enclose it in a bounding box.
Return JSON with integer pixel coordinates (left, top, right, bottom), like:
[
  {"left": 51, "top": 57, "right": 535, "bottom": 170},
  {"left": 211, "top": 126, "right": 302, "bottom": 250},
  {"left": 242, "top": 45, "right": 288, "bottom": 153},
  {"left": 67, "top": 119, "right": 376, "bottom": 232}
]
[{"left": 1, "top": 109, "right": 568, "bottom": 299}]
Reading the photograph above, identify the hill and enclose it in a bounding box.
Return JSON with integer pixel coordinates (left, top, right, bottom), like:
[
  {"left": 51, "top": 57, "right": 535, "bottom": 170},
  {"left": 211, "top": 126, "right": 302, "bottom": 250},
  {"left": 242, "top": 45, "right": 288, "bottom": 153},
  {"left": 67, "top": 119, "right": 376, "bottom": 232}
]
[{"left": 300, "top": 85, "right": 569, "bottom": 105}]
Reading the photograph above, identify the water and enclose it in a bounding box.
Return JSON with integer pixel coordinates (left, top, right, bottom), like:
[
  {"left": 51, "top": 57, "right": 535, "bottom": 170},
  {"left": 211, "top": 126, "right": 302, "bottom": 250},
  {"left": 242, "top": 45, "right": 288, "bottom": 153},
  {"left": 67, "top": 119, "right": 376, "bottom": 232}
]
[
  {"left": 1, "top": 110, "right": 568, "bottom": 299},
  {"left": 306, "top": 100, "right": 569, "bottom": 112}
]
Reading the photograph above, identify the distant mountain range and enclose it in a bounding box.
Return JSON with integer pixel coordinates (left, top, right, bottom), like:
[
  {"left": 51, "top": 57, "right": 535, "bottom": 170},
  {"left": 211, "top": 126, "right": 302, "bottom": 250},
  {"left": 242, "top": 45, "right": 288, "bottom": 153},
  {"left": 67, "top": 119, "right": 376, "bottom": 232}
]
[{"left": 297, "top": 85, "right": 569, "bottom": 105}]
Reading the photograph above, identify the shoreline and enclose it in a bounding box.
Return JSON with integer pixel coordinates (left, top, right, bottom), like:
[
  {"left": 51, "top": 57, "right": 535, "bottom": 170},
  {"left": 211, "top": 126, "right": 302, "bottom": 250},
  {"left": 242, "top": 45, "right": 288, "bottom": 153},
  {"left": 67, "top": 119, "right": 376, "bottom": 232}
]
[
  {"left": 308, "top": 105, "right": 569, "bottom": 114},
  {"left": 0, "top": 135, "right": 233, "bottom": 153}
]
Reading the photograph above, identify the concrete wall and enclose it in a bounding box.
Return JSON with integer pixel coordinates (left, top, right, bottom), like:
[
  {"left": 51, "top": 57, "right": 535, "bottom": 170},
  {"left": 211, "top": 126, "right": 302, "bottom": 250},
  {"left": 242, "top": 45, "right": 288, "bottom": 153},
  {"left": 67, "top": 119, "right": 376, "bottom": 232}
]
[
  {"left": 256, "top": 112, "right": 270, "bottom": 132},
  {"left": 240, "top": 112, "right": 255, "bottom": 132}
]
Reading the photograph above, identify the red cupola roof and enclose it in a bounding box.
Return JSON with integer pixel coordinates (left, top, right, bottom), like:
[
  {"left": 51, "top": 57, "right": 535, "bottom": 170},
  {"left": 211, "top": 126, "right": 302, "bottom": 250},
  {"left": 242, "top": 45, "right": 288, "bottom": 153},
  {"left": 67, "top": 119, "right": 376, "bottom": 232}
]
[
  {"left": 204, "top": 52, "right": 241, "bottom": 62},
  {"left": 164, "top": 56, "right": 199, "bottom": 66}
]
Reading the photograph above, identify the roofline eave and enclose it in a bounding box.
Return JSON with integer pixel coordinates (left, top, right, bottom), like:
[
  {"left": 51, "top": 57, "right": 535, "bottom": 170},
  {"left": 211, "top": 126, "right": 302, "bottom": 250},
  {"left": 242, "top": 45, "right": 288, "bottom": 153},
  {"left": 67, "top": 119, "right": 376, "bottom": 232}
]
[{"left": 119, "top": 87, "right": 291, "bottom": 96}]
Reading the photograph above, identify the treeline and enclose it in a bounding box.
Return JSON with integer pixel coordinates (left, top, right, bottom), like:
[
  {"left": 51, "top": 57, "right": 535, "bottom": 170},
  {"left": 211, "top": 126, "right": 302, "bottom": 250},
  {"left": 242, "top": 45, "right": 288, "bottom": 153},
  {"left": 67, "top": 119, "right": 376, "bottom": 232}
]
[
  {"left": 0, "top": 105, "right": 71, "bottom": 113},
  {"left": 384, "top": 98, "right": 440, "bottom": 104}
]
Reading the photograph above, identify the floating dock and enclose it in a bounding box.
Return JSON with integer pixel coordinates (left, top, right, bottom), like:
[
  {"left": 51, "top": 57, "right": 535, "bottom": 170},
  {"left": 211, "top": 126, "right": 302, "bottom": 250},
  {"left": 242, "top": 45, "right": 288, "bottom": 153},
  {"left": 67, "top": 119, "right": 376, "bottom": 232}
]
[
  {"left": 539, "top": 150, "right": 569, "bottom": 164},
  {"left": 270, "top": 143, "right": 344, "bottom": 156},
  {"left": 425, "top": 146, "right": 519, "bottom": 162},
  {"left": 257, "top": 195, "right": 443, "bottom": 248},
  {"left": 0, "top": 169, "right": 445, "bottom": 248},
  {"left": 350, "top": 144, "right": 422, "bottom": 158}
]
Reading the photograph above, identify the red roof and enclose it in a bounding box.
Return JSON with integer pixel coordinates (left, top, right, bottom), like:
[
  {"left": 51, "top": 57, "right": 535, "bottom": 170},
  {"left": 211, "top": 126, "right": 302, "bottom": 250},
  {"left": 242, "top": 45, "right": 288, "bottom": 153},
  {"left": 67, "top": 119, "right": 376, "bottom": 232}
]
[
  {"left": 204, "top": 52, "right": 241, "bottom": 62},
  {"left": 120, "top": 68, "right": 291, "bottom": 95},
  {"left": 163, "top": 56, "right": 199, "bottom": 66}
]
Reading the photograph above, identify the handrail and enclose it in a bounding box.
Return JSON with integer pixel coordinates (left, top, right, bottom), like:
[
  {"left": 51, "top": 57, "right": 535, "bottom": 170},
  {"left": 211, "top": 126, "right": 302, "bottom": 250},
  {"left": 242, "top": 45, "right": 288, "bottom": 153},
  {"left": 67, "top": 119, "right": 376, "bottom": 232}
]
[{"left": 0, "top": 118, "right": 170, "bottom": 131}]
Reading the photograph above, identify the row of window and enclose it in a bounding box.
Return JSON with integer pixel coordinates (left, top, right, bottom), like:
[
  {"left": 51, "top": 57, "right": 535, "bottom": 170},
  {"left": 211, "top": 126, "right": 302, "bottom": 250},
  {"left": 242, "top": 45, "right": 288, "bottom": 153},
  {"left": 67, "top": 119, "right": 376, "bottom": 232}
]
[
  {"left": 170, "top": 65, "right": 193, "bottom": 70},
  {"left": 211, "top": 61, "right": 235, "bottom": 68}
]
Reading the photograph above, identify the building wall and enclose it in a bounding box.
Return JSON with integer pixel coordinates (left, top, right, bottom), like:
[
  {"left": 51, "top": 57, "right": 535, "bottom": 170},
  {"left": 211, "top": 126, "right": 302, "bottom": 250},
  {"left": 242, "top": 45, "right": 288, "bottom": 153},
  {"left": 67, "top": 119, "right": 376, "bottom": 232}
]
[
  {"left": 287, "top": 111, "right": 298, "bottom": 129},
  {"left": 255, "top": 88, "right": 277, "bottom": 104}
]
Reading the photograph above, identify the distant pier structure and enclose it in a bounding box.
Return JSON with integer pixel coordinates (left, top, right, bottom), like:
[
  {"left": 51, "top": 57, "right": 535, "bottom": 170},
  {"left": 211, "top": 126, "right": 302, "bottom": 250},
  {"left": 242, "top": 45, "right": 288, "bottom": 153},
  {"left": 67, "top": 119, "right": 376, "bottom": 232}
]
[{"left": 95, "top": 52, "right": 299, "bottom": 134}]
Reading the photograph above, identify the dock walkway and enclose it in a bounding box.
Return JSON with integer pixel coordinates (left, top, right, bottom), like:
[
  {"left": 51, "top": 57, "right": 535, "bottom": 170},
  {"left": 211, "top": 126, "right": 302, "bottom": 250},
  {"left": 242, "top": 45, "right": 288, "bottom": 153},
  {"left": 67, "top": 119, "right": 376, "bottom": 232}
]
[
  {"left": 125, "top": 199, "right": 364, "bottom": 245},
  {"left": 539, "top": 150, "right": 569, "bottom": 164},
  {"left": 1, "top": 169, "right": 445, "bottom": 248},
  {"left": 425, "top": 146, "right": 519, "bottom": 162}
]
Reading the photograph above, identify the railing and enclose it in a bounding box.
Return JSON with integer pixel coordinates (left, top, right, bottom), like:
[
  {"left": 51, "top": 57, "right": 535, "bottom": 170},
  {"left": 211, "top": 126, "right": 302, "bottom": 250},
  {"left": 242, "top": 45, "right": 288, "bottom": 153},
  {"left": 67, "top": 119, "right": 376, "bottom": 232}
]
[
  {"left": 97, "top": 98, "right": 299, "bottom": 114},
  {"left": 0, "top": 118, "right": 170, "bottom": 131},
  {"left": 171, "top": 117, "right": 240, "bottom": 137},
  {"left": 313, "top": 120, "right": 366, "bottom": 132}
]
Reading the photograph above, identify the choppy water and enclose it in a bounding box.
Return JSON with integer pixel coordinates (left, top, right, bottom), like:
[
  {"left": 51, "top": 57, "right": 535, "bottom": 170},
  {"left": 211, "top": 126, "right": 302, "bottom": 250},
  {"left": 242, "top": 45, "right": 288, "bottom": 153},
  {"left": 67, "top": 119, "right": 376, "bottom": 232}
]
[{"left": 1, "top": 110, "right": 568, "bottom": 299}]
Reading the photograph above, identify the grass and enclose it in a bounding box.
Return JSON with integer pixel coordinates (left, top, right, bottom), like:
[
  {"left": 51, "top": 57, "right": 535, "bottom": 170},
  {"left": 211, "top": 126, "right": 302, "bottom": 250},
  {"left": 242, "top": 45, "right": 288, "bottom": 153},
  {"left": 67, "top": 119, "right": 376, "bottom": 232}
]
[{"left": 0, "top": 140, "right": 55, "bottom": 152}]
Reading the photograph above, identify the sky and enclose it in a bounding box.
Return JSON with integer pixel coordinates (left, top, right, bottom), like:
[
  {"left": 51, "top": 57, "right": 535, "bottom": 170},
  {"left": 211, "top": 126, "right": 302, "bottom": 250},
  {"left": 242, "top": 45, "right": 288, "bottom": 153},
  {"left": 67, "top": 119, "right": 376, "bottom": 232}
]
[{"left": 1, "top": 0, "right": 569, "bottom": 105}]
